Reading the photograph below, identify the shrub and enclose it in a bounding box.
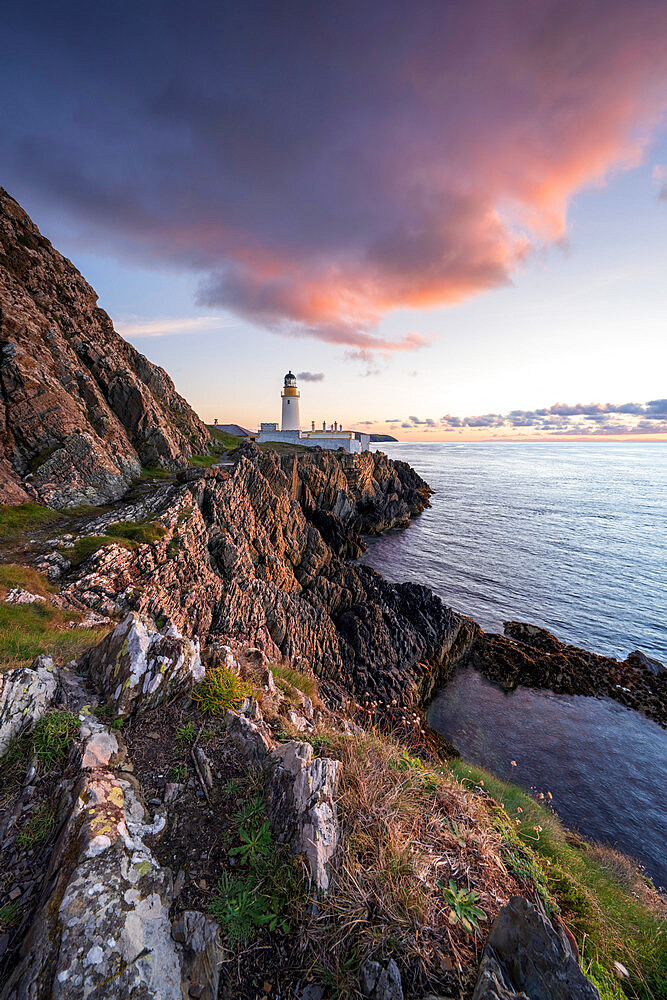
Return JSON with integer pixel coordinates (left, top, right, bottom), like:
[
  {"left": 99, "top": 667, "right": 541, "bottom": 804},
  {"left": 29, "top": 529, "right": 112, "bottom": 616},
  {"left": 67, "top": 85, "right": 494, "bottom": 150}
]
[{"left": 193, "top": 666, "right": 251, "bottom": 715}]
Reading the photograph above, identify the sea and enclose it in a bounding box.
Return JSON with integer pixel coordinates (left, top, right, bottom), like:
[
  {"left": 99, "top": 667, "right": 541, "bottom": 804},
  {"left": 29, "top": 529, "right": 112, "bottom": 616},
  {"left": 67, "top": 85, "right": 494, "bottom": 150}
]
[{"left": 361, "top": 441, "right": 667, "bottom": 887}]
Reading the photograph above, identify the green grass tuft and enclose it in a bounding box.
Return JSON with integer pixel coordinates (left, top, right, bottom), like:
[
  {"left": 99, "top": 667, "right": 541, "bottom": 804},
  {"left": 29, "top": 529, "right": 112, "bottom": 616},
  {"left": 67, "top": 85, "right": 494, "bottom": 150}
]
[
  {"left": 107, "top": 520, "right": 167, "bottom": 544},
  {"left": 271, "top": 662, "right": 318, "bottom": 700},
  {"left": 193, "top": 665, "right": 251, "bottom": 715},
  {"left": 0, "top": 901, "right": 20, "bottom": 931},
  {"left": 32, "top": 710, "right": 80, "bottom": 769},
  {"left": 16, "top": 802, "right": 57, "bottom": 848},
  {"left": 0, "top": 601, "right": 111, "bottom": 671},
  {"left": 0, "top": 563, "right": 53, "bottom": 596}
]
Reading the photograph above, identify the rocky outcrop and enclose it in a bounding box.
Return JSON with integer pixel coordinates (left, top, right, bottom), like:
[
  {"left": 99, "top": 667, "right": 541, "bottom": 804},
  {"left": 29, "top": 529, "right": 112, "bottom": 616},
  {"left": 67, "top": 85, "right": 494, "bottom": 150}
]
[
  {"left": 468, "top": 621, "right": 666, "bottom": 727},
  {"left": 472, "top": 896, "right": 600, "bottom": 999},
  {"left": 0, "top": 188, "right": 210, "bottom": 506},
  {"left": 57, "top": 455, "right": 476, "bottom": 709},
  {"left": 83, "top": 612, "right": 204, "bottom": 717},
  {"left": 266, "top": 741, "right": 341, "bottom": 891},
  {"left": 0, "top": 655, "right": 58, "bottom": 755}
]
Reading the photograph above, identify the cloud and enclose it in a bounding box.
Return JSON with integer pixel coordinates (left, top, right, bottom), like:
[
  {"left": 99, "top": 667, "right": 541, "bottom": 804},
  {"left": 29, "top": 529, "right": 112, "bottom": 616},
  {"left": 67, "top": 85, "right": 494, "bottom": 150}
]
[
  {"left": 115, "top": 315, "right": 230, "bottom": 338},
  {"left": 3, "top": 3, "right": 667, "bottom": 348},
  {"left": 429, "top": 399, "right": 667, "bottom": 435},
  {"left": 296, "top": 371, "right": 324, "bottom": 382},
  {"left": 653, "top": 165, "right": 667, "bottom": 200}
]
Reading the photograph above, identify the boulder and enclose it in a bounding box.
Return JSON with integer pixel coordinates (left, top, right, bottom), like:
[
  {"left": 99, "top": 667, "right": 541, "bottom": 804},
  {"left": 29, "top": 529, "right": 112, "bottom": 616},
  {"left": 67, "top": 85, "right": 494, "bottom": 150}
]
[
  {"left": 83, "top": 612, "right": 203, "bottom": 717},
  {"left": 0, "top": 656, "right": 58, "bottom": 755},
  {"left": 266, "top": 740, "right": 341, "bottom": 891},
  {"left": 472, "top": 896, "right": 600, "bottom": 1000}
]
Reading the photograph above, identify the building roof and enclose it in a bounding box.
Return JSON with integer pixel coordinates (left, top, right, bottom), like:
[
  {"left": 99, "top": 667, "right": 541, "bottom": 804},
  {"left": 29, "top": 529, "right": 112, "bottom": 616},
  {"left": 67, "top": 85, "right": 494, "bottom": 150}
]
[{"left": 210, "top": 423, "right": 254, "bottom": 438}]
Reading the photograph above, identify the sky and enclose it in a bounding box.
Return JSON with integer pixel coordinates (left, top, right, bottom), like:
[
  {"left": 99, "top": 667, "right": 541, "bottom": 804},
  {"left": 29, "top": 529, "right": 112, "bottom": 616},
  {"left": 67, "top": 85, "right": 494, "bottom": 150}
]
[{"left": 1, "top": 0, "right": 666, "bottom": 440}]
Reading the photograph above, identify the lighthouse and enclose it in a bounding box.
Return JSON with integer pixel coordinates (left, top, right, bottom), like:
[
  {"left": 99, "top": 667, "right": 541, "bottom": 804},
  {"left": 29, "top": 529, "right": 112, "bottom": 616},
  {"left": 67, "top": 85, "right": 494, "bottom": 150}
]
[{"left": 281, "top": 370, "right": 301, "bottom": 431}]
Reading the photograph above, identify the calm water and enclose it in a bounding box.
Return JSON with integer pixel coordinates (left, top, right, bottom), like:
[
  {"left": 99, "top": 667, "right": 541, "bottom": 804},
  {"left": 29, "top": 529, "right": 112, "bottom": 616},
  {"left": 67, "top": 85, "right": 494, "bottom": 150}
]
[
  {"left": 363, "top": 442, "right": 667, "bottom": 884},
  {"left": 364, "top": 442, "right": 667, "bottom": 661},
  {"left": 428, "top": 669, "right": 667, "bottom": 889}
]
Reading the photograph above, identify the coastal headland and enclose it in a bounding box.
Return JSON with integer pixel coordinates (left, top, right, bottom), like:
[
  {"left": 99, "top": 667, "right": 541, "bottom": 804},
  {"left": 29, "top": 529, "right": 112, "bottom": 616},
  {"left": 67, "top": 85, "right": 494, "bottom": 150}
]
[{"left": 0, "top": 190, "right": 664, "bottom": 999}]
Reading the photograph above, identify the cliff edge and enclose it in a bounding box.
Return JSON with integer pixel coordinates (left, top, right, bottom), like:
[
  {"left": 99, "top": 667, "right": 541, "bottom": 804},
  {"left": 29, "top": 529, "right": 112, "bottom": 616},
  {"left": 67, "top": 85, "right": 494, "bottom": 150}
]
[{"left": 0, "top": 189, "right": 210, "bottom": 507}]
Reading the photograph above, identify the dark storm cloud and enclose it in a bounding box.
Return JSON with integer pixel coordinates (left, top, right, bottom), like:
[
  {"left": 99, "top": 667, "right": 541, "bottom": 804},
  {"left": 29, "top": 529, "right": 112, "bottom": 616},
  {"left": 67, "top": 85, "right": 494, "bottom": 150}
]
[{"left": 2, "top": 1, "right": 667, "bottom": 348}]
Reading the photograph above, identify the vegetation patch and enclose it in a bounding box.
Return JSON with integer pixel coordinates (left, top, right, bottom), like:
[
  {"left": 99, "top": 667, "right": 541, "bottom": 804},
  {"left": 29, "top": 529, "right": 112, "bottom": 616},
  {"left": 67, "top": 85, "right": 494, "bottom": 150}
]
[
  {"left": 16, "top": 802, "right": 57, "bottom": 849},
  {"left": 193, "top": 665, "right": 252, "bottom": 715},
  {"left": 208, "top": 427, "right": 243, "bottom": 449},
  {"left": 0, "top": 563, "right": 53, "bottom": 597},
  {"left": 271, "top": 662, "right": 318, "bottom": 700},
  {"left": 0, "top": 503, "right": 59, "bottom": 540},
  {"left": 32, "top": 711, "right": 79, "bottom": 769},
  {"left": 140, "top": 465, "right": 176, "bottom": 481},
  {"left": 0, "top": 900, "right": 20, "bottom": 932},
  {"left": 0, "top": 600, "right": 110, "bottom": 670},
  {"left": 448, "top": 760, "right": 667, "bottom": 1000},
  {"left": 107, "top": 520, "right": 167, "bottom": 544},
  {"left": 188, "top": 453, "right": 219, "bottom": 468}
]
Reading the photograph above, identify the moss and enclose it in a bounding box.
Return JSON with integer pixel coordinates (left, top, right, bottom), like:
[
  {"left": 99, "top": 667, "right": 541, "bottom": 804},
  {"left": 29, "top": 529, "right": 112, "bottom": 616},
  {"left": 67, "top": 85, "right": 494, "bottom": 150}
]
[{"left": 61, "top": 535, "right": 136, "bottom": 567}]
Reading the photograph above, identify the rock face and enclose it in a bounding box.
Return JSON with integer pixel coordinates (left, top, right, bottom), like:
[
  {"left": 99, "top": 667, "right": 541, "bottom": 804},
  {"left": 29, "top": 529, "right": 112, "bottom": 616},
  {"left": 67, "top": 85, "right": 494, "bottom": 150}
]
[
  {"left": 472, "top": 896, "right": 600, "bottom": 1000},
  {"left": 267, "top": 741, "right": 341, "bottom": 891},
  {"left": 0, "top": 655, "right": 57, "bottom": 755},
  {"left": 0, "top": 188, "right": 210, "bottom": 506},
  {"left": 468, "top": 621, "right": 666, "bottom": 727},
  {"left": 61, "top": 452, "right": 477, "bottom": 708},
  {"left": 83, "top": 612, "right": 204, "bottom": 717}
]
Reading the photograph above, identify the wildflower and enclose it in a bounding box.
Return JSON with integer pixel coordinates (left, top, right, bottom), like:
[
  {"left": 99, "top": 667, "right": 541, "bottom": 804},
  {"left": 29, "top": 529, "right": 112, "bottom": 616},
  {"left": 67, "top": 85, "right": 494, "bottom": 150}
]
[
  {"left": 510, "top": 760, "right": 517, "bottom": 767},
  {"left": 537, "top": 792, "right": 545, "bottom": 800},
  {"left": 516, "top": 806, "right": 523, "bottom": 813},
  {"left": 547, "top": 792, "right": 553, "bottom": 800}
]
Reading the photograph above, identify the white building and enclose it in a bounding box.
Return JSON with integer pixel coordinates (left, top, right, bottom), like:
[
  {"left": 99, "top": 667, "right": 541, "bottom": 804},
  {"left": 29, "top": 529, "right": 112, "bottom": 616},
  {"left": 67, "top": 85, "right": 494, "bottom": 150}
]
[{"left": 258, "top": 371, "right": 370, "bottom": 454}]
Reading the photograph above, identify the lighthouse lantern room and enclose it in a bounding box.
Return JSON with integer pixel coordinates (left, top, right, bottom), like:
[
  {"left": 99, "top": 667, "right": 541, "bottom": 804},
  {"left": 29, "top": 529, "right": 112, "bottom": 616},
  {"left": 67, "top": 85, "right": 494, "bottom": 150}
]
[{"left": 281, "top": 371, "right": 301, "bottom": 431}]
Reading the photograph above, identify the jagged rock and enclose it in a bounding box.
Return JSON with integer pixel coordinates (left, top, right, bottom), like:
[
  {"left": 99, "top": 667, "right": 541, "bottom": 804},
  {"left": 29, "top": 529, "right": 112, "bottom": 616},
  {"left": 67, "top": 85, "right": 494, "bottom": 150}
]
[
  {"left": 1, "top": 714, "right": 219, "bottom": 999},
  {"left": 224, "top": 710, "right": 274, "bottom": 763},
  {"left": 0, "top": 656, "right": 58, "bottom": 755},
  {"left": 361, "top": 958, "right": 404, "bottom": 1000},
  {"left": 468, "top": 622, "right": 666, "bottom": 726},
  {"left": 193, "top": 747, "right": 214, "bottom": 789},
  {"left": 0, "top": 188, "right": 210, "bottom": 507},
  {"left": 266, "top": 740, "right": 341, "bottom": 891},
  {"left": 472, "top": 896, "right": 600, "bottom": 1000},
  {"left": 82, "top": 612, "right": 203, "bottom": 717},
  {"left": 4, "top": 588, "right": 45, "bottom": 605},
  {"left": 171, "top": 911, "right": 222, "bottom": 1000}
]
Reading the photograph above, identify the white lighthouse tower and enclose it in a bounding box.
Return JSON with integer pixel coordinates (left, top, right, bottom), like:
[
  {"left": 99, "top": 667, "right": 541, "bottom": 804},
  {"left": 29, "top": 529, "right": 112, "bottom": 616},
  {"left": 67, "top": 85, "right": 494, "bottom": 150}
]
[{"left": 281, "top": 371, "right": 301, "bottom": 431}]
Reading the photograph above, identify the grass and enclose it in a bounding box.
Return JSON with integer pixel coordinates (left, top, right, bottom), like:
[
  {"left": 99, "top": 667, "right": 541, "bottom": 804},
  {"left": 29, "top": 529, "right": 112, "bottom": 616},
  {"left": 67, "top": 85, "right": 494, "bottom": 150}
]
[
  {"left": 208, "top": 427, "right": 243, "bottom": 449},
  {"left": 448, "top": 759, "right": 667, "bottom": 999},
  {"left": 16, "top": 802, "right": 56, "bottom": 848},
  {"left": 0, "top": 563, "right": 53, "bottom": 596},
  {"left": 107, "top": 520, "right": 167, "bottom": 544},
  {"left": 188, "top": 454, "right": 219, "bottom": 468},
  {"left": 271, "top": 663, "right": 318, "bottom": 700},
  {"left": 0, "top": 601, "right": 110, "bottom": 670},
  {"left": 0, "top": 503, "right": 59, "bottom": 540},
  {"left": 0, "top": 901, "right": 20, "bottom": 931},
  {"left": 193, "top": 665, "right": 251, "bottom": 715},
  {"left": 140, "top": 465, "right": 176, "bottom": 481},
  {"left": 32, "top": 710, "right": 79, "bottom": 768},
  {"left": 61, "top": 520, "right": 166, "bottom": 567}
]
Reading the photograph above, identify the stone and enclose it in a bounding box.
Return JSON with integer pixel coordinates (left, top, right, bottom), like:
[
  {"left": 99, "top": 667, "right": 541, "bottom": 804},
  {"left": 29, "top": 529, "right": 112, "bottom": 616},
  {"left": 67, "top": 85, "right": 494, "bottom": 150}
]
[
  {"left": 472, "top": 896, "right": 600, "bottom": 1000},
  {"left": 224, "top": 710, "right": 274, "bottom": 763},
  {"left": 4, "top": 588, "right": 46, "bottom": 605},
  {"left": 266, "top": 740, "right": 341, "bottom": 891},
  {"left": 0, "top": 188, "right": 210, "bottom": 508},
  {"left": 193, "top": 747, "right": 214, "bottom": 788},
  {"left": 361, "top": 959, "right": 403, "bottom": 1000},
  {"left": 83, "top": 612, "right": 203, "bottom": 717},
  {"left": 0, "top": 656, "right": 58, "bottom": 756}
]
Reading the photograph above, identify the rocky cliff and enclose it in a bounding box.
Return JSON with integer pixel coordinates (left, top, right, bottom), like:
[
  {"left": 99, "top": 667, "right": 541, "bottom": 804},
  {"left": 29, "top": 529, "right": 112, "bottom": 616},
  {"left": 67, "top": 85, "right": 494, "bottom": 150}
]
[{"left": 0, "top": 189, "right": 210, "bottom": 507}]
